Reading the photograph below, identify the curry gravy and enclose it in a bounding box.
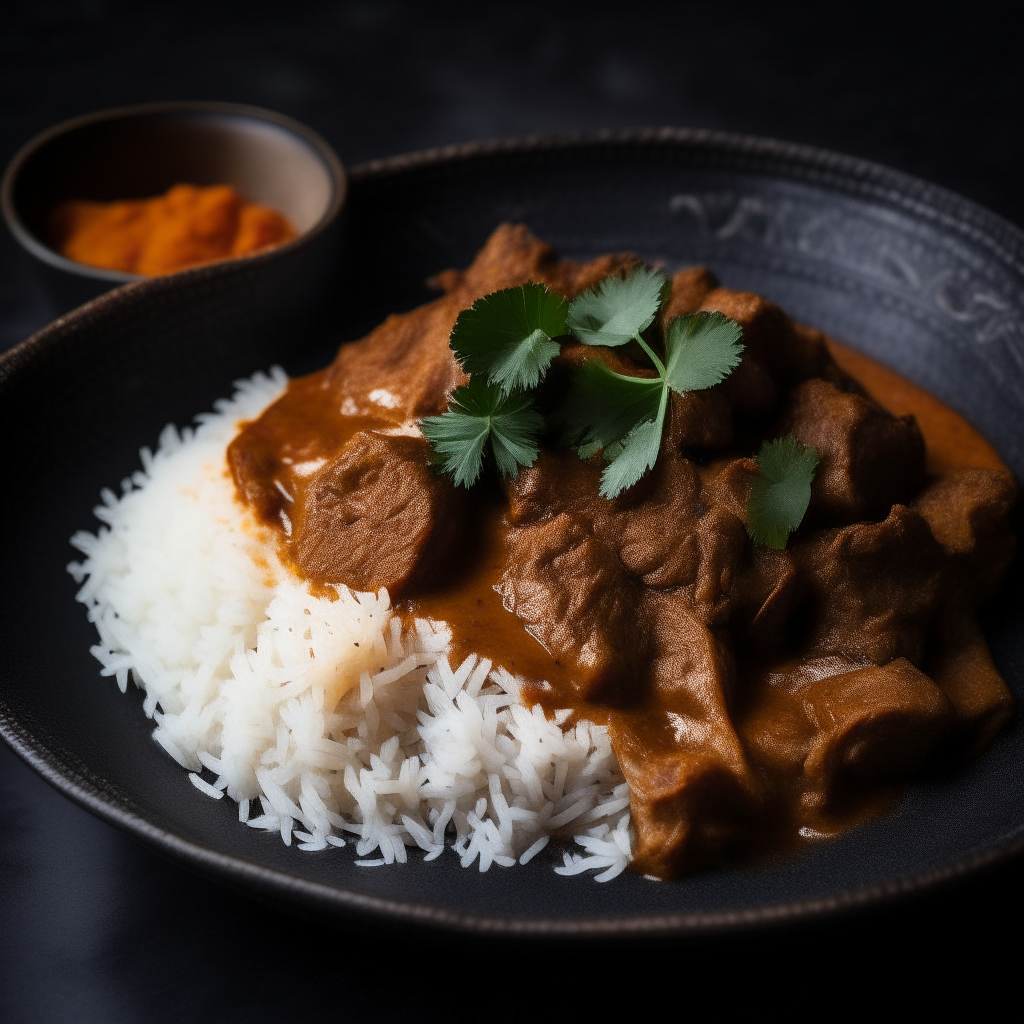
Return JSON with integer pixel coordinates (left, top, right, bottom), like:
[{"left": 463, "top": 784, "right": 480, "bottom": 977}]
[
  {"left": 413, "top": 339, "right": 1009, "bottom": 681},
  {"left": 228, "top": 226, "right": 1017, "bottom": 877}
]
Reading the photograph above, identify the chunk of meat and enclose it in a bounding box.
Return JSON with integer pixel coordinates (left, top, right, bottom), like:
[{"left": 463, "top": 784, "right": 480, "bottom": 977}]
[
  {"left": 698, "top": 456, "right": 755, "bottom": 525},
  {"left": 691, "top": 506, "right": 749, "bottom": 620},
  {"left": 740, "top": 659, "right": 954, "bottom": 814},
  {"left": 325, "top": 224, "right": 639, "bottom": 420},
  {"left": 685, "top": 458, "right": 803, "bottom": 636},
  {"left": 730, "top": 547, "right": 803, "bottom": 653},
  {"left": 795, "top": 505, "right": 945, "bottom": 666},
  {"left": 616, "top": 452, "right": 703, "bottom": 587},
  {"left": 325, "top": 301, "right": 466, "bottom": 419},
  {"left": 660, "top": 266, "right": 719, "bottom": 323},
  {"left": 502, "top": 444, "right": 756, "bottom": 706},
  {"left": 926, "top": 612, "right": 1014, "bottom": 748},
  {"left": 499, "top": 513, "right": 647, "bottom": 703},
  {"left": 502, "top": 448, "right": 613, "bottom": 526},
  {"left": 647, "top": 594, "right": 739, "bottom": 712},
  {"left": 701, "top": 288, "right": 845, "bottom": 389},
  {"left": 500, "top": 454, "right": 648, "bottom": 700},
  {"left": 665, "top": 388, "right": 735, "bottom": 451},
  {"left": 785, "top": 378, "right": 926, "bottom": 523},
  {"left": 454, "top": 222, "right": 639, "bottom": 299},
  {"left": 799, "top": 659, "right": 954, "bottom": 811},
  {"left": 617, "top": 452, "right": 754, "bottom": 617},
  {"left": 611, "top": 711, "right": 762, "bottom": 878},
  {"left": 914, "top": 467, "right": 1017, "bottom": 603},
  {"left": 739, "top": 683, "right": 818, "bottom": 791},
  {"left": 294, "top": 432, "right": 464, "bottom": 596}
]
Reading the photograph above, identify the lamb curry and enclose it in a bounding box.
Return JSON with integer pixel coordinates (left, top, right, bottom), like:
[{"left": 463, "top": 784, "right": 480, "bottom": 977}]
[{"left": 228, "top": 225, "right": 1017, "bottom": 879}]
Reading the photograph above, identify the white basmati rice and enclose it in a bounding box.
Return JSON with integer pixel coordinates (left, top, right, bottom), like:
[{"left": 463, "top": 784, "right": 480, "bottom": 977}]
[{"left": 67, "top": 369, "right": 633, "bottom": 880}]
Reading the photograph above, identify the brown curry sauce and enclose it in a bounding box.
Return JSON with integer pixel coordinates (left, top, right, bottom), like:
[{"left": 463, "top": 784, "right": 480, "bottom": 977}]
[{"left": 227, "top": 225, "right": 1017, "bottom": 879}]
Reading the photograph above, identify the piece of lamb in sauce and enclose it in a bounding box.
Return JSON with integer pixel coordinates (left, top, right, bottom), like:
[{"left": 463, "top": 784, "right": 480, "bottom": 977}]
[{"left": 227, "top": 223, "right": 1017, "bottom": 880}]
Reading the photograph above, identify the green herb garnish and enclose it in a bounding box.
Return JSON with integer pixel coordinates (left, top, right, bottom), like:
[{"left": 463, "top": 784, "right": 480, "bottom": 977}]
[
  {"left": 419, "top": 377, "right": 544, "bottom": 488},
  {"left": 746, "top": 436, "right": 819, "bottom": 549},
  {"left": 562, "top": 311, "right": 744, "bottom": 498},
  {"left": 450, "top": 283, "right": 567, "bottom": 394},
  {"left": 421, "top": 264, "right": 745, "bottom": 496},
  {"left": 566, "top": 265, "right": 669, "bottom": 348},
  {"left": 662, "top": 311, "right": 748, "bottom": 392}
]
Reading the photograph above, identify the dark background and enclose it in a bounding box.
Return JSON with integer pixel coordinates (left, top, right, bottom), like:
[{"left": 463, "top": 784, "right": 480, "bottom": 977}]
[{"left": 1, "top": 2, "right": 1021, "bottom": 1019}]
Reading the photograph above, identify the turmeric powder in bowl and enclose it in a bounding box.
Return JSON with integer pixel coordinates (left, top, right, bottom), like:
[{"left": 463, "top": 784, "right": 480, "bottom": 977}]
[{"left": 48, "top": 183, "right": 297, "bottom": 276}]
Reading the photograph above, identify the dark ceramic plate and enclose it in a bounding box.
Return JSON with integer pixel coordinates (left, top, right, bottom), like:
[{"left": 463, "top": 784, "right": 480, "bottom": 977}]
[{"left": 2, "top": 130, "right": 1023, "bottom": 938}]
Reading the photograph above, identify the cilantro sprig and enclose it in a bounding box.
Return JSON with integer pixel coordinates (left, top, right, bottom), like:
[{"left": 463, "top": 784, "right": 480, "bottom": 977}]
[
  {"left": 420, "top": 264, "right": 746, "bottom": 498},
  {"left": 450, "top": 283, "right": 567, "bottom": 393},
  {"left": 420, "top": 377, "right": 544, "bottom": 488},
  {"left": 561, "top": 308, "right": 744, "bottom": 498},
  {"left": 746, "top": 436, "right": 819, "bottom": 549},
  {"left": 566, "top": 265, "right": 669, "bottom": 348}
]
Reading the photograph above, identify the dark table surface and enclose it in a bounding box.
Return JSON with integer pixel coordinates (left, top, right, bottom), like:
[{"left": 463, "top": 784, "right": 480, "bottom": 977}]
[{"left": 2, "top": 3, "right": 1022, "bottom": 1019}]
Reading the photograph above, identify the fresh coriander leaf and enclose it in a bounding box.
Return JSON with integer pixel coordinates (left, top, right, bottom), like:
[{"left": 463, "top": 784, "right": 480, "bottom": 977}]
[
  {"left": 746, "top": 436, "right": 819, "bottom": 549},
  {"left": 603, "top": 438, "right": 626, "bottom": 461},
  {"left": 420, "top": 378, "right": 544, "bottom": 488},
  {"left": 599, "top": 412, "right": 665, "bottom": 499},
  {"left": 560, "top": 356, "right": 670, "bottom": 499},
  {"left": 560, "top": 357, "right": 663, "bottom": 450},
  {"left": 566, "top": 265, "right": 668, "bottom": 347},
  {"left": 450, "top": 283, "right": 567, "bottom": 393},
  {"left": 562, "top": 276, "right": 744, "bottom": 499},
  {"left": 658, "top": 273, "right": 673, "bottom": 310},
  {"left": 488, "top": 395, "right": 545, "bottom": 478},
  {"left": 663, "top": 312, "right": 745, "bottom": 394},
  {"left": 420, "top": 409, "right": 491, "bottom": 488}
]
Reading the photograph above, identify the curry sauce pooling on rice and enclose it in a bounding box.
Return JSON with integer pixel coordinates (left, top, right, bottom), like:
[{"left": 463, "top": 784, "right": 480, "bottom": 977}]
[{"left": 228, "top": 225, "right": 1017, "bottom": 879}]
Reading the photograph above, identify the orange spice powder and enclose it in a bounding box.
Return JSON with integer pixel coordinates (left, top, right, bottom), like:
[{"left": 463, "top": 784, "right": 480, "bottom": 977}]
[{"left": 48, "top": 183, "right": 297, "bottom": 276}]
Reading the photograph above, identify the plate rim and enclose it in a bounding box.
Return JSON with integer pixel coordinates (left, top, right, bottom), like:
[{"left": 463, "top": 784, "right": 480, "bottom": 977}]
[{"left": 3, "top": 126, "right": 1024, "bottom": 938}]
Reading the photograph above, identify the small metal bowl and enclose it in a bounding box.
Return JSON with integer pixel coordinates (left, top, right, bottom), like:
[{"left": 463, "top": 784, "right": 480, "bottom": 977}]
[{"left": 1, "top": 101, "right": 346, "bottom": 314}]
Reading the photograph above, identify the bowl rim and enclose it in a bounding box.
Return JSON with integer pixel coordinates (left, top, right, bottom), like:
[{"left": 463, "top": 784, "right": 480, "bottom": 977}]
[
  {"left": 3, "top": 125, "right": 1024, "bottom": 938},
  {"left": 0, "top": 99, "right": 347, "bottom": 284}
]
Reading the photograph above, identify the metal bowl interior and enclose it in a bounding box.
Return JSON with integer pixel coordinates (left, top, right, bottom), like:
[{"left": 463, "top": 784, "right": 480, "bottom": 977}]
[{"left": 1, "top": 129, "right": 1022, "bottom": 938}]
